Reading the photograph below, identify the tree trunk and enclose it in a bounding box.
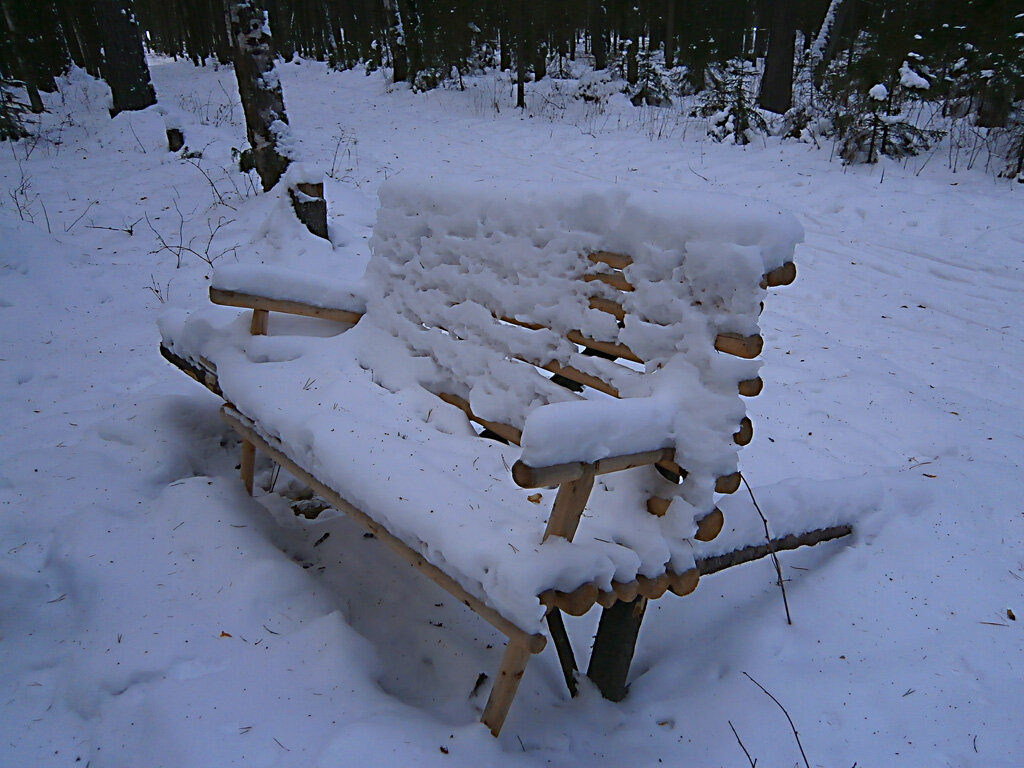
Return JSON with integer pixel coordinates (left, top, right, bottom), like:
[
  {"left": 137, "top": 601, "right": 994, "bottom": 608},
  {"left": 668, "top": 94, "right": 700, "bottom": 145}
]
[
  {"left": 380, "top": 0, "right": 408, "bottom": 83},
  {"left": 812, "top": 0, "right": 853, "bottom": 87},
  {"left": 591, "top": 0, "right": 607, "bottom": 70},
  {"left": 95, "top": 0, "right": 157, "bottom": 117},
  {"left": 228, "top": 0, "right": 290, "bottom": 191},
  {"left": 587, "top": 596, "right": 647, "bottom": 701},
  {"left": 663, "top": 0, "right": 676, "bottom": 69},
  {"left": 394, "top": 0, "right": 421, "bottom": 83},
  {"left": 758, "top": 0, "right": 797, "bottom": 113},
  {"left": 514, "top": 2, "right": 526, "bottom": 108},
  {"left": 57, "top": 0, "right": 105, "bottom": 77}
]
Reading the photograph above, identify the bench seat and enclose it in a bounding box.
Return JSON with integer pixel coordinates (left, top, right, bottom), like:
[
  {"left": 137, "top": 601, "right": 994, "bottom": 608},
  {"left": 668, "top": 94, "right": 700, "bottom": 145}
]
[{"left": 160, "top": 307, "right": 704, "bottom": 636}]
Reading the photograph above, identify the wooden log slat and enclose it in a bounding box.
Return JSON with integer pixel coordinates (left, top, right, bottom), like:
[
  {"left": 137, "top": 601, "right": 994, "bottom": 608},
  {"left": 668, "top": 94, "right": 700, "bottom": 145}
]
[
  {"left": 537, "top": 522, "right": 852, "bottom": 623},
  {"left": 512, "top": 447, "right": 674, "bottom": 489},
  {"left": 588, "top": 296, "right": 626, "bottom": 320},
  {"left": 160, "top": 345, "right": 223, "bottom": 396},
  {"left": 611, "top": 580, "right": 640, "bottom": 603},
  {"left": 715, "top": 332, "right": 764, "bottom": 359},
  {"left": 500, "top": 315, "right": 641, "bottom": 364},
  {"left": 541, "top": 361, "right": 620, "bottom": 397},
  {"left": 646, "top": 497, "right": 671, "bottom": 517},
  {"left": 220, "top": 406, "right": 546, "bottom": 654},
  {"left": 437, "top": 393, "right": 523, "bottom": 446},
  {"left": 739, "top": 377, "right": 764, "bottom": 397},
  {"left": 668, "top": 568, "right": 700, "bottom": 596},
  {"left": 636, "top": 573, "right": 672, "bottom": 600},
  {"left": 587, "top": 251, "right": 633, "bottom": 270},
  {"left": 734, "top": 416, "right": 753, "bottom": 446},
  {"left": 566, "top": 331, "right": 643, "bottom": 363},
  {"left": 583, "top": 272, "right": 635, "bottom": 292},
  {"left": 715, "top": 472, "right": 742, "bottom": 494},
  {"left": 695, "top": 507, "right": 724, "bottom": 542},
  {"left": 656, "top": 457, "right": 686, "bottom": 480},
  {"left": 210, "top": 287, "right": 364, "bottom": 326},
  {"left": 760, "top": 261, "right": 796, "bottom": 288},
  {"left": 481, "top": 640, "right": 533, "bottom": 736}
]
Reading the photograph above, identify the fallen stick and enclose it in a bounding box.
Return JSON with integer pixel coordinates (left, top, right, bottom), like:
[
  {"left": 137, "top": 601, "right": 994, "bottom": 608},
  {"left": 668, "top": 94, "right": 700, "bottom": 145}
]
[{"left": 695, "top": 524, "right": 853, "bottom": 576}]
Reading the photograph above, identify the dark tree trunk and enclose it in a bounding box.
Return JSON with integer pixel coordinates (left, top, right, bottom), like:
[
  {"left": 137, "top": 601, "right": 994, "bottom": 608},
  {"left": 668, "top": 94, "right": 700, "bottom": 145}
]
[
  {"left": 1, "top": 0, "right": 68, "bottom": 109},
  {"left": 229, "top": 0, "right": 290, "bottom": 190},
  {"left": 95, "top": 0, "right": 157, "bottom": 117},
  {"left": 395, "top": 0, "right": 421, "bottom": 83},
  {"left": 591, "top": 0, "right": 607, "bottom": 70},
  {"left": 513, "top": 1, "right": 526, "bottom": 108},
  {"left": 813, "top": 0, "right": 854, "bottom": 87},
  {"left": 664, "top": 0, "right": 676, "bottom": 68},
  {"left": 498, "top": 17, "right": 511, "bottom": 71},
  {"left": 380, "top": 0, "right": 408, "bottom": 83},
  {"left": 587, "top": 596, "right": 647, "bottom": 701},
  {"left": 57, "top": 0, "right": 105, "bottom": 77},
  {"left": 758, "top": 0, "right": 797, "bottom": 113}
]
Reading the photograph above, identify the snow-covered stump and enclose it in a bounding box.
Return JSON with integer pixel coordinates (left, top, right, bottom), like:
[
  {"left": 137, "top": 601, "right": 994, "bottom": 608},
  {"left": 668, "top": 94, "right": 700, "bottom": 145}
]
[
  {"left": 289, "top": 180, "right": 328, "bottom": 240},
  {"left": 166, "top": 127, "right": 184, "bottom": 152}
]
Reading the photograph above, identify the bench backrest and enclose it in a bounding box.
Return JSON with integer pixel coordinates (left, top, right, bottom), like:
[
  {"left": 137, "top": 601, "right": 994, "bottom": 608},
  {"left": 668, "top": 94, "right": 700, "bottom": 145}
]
[{"left": 365, "top": 178, "right": 800, "bottom": 517}]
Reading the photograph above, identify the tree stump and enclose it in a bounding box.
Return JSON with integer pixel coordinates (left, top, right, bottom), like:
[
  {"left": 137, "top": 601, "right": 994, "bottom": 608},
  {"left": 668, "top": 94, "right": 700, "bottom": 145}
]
[
  {"left": 586, "top": 595, "right": 647, "bottom": 701},
  {"left": 289, "top": 181, "right": 328, "bottom": 240}
]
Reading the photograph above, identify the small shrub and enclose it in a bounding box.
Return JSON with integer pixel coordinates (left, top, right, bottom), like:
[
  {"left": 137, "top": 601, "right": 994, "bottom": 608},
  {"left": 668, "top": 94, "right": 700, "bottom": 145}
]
[
  {"left": 1, "top": 78, "right": 30, "bottom": 141},
  {"left": 696, "top": 63, "right": 768, "bottom": 145}
]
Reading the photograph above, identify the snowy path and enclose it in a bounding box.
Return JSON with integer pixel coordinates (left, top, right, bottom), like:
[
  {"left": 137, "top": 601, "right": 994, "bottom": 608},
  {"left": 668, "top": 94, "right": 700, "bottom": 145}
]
[{"left": 1, "top": 60, "right": 1022, "bottom": 767}]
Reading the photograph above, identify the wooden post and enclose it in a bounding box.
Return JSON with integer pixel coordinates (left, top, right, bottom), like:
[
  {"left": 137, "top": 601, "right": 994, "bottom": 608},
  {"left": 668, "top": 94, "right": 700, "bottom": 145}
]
[
  {"left": 240, "top": 440, "right": 256, "bottom": 495},
  {"left": 546, "top": 608, "right": 579, "bottom": 697},
  {"left": 587, "top": 595, "right": 648, "bottom": 701},
  {"left": 542, "top": 467, "right": 595, "bottom": 542},
  {"left": 481, "top": 640, "right": 532, "bottom": 736},
  {"left": 249, "top": 308, "right": 269, "bottom": 335}
]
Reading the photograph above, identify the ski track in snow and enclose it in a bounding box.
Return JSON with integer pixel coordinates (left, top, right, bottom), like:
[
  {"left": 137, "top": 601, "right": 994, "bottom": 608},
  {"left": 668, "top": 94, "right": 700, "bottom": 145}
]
[{"left": 1, "top": 59, "right": 1022, "bottom": 767}]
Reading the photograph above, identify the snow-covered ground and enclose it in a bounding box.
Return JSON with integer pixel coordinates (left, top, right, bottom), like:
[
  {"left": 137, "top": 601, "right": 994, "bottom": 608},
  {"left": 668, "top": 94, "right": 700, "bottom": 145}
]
[{"left": 2, "top": 59, "right": 1022, "bottom": 767}]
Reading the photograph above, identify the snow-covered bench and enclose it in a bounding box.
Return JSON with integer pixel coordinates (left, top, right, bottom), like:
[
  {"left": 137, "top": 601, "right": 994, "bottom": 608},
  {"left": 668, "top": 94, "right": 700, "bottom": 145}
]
[{"left": 159, "top": 178, "right": 848, "bottom": 735}]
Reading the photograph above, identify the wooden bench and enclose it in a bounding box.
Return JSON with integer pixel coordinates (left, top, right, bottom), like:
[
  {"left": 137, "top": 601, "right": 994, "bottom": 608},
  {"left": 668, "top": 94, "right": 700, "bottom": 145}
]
[{"left": 159, "top": 179, "right": 850, "bottom": 735}]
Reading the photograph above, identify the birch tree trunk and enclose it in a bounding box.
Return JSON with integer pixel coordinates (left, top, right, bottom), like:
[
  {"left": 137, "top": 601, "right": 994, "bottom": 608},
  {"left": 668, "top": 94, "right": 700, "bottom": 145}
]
[{"left": 228, "top": 0, "right": 290, "bottom": 191}]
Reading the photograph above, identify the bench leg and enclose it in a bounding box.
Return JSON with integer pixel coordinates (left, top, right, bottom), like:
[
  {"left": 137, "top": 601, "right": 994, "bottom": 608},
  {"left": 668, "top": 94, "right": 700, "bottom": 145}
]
[
  {"left": 250, "top": 308, "right": 269, "bottom": 335},
  {"left": 586, "top": 595, "right": 648, "bottom": 702},
  {"left": 240, "top": 439, "right": 256, "bottom": 495},
  {"left": 546, "top": 608, "right": 579, "bottom": 697},
  {"left": 481, "top": 639, "right": 532, "bottom": 736}
]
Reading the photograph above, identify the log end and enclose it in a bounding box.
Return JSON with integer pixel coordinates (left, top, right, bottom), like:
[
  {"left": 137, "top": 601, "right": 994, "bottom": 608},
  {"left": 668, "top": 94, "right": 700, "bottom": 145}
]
[
  {"left": 695, "top": 507, "right": 724, "bottom": 542},
  {"left": 715, "top": 472, "right": 742, "bottom": 495},
  {"left": 760, "top": 261, "right": 797, "bottom": 288}
]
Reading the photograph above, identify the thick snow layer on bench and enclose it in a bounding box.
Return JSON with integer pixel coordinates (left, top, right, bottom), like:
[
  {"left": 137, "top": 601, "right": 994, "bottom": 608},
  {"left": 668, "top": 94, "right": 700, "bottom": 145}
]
[
  {"left": 369, "top": 177, "right": 801, "bottom": 512},
  {"left": 212, "top": 264, "right": 367, "bottom": 314}
]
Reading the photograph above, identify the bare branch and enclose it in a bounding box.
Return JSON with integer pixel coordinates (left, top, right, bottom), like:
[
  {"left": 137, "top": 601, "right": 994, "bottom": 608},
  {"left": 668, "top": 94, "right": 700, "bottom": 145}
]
[
  {"left": 741, "top": 475, "right": 792, "bottom": 624},
  {"left": 742, "top": 672, "right": 811, "bottom": 768}
]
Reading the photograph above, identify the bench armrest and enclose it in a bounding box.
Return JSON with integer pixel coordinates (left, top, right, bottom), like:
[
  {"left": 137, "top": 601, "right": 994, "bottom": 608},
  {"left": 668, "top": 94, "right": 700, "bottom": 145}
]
[
  {"left": 514, "top": 397, "right": 674, "bottom": 488},
  {"left": 211, "top": 264, "right": 366, "bottom": 318}
]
